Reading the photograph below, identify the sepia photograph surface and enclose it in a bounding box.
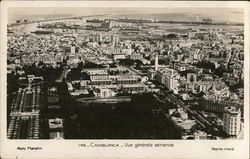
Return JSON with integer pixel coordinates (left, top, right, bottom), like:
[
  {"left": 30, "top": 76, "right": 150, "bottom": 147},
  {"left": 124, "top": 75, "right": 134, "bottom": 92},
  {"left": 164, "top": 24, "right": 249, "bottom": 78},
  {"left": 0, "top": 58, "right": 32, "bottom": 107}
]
[
  {"left": 7, "top": 7, "right": 245, "bottom": 140},
  {"left": 1, "top": 1, "right": 249, "bottom": 159}
]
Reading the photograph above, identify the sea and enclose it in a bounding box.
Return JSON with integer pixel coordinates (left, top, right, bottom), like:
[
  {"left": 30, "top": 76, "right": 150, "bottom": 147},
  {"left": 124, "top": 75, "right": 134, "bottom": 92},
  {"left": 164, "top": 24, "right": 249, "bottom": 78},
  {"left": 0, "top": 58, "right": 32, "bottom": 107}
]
[{"left": 8, "top": 13, "right": 244, "bottom": 34}]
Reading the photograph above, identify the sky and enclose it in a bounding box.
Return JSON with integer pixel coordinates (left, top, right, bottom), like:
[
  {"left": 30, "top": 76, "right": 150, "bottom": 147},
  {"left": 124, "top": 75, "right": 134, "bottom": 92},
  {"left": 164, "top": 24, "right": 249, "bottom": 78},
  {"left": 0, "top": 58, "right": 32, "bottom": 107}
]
[{"left": 8, "top": 7, "right": 244, "bottom": 23}]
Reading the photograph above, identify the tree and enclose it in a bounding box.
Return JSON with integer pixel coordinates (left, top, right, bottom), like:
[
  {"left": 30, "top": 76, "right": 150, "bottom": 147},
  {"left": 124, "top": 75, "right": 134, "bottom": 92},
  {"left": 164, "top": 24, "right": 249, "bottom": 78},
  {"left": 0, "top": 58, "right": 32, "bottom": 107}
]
[
  {"left": 84, "top": 61, "right": 105, "bottom": 68},
  {"left": 135, "top": 60, "right": 143, "bottom": 68},
  {"left": 214, "top": 65, "right": 227, "bottom": 78},
  {"left": 7, "top": 72, "right": 19, "bottom": 95},
  {"left": 77, "top": 61, "right": 84, "bottom": 70},
  {"left": 65, "top": 93, "right": 182, "bottom": 139},
  {"left": 119, "top": 59, "right": 134, "bottom": 66},
  {"left": 165, "top": 34, "right": 177, "bottom": 39},
  {"left": 81, "top": 72, "right": 90, "bottom": 80},
  {"left": 194, "top": 61, "right": 215, "bottom": 71}
]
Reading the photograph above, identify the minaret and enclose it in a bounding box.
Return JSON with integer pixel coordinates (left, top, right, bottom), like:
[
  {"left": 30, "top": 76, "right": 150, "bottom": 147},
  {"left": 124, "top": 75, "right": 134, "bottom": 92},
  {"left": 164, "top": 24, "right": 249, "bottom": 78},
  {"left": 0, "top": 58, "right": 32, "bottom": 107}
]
[{"left": 155, "top": 54, "right": 158, "bottom": 71}]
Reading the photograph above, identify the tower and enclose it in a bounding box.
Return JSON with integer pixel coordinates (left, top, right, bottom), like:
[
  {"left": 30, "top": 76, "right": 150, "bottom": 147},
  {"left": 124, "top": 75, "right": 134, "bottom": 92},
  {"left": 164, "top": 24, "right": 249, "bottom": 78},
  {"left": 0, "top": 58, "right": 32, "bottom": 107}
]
[
  {"left": 155, "top": 54, "right": 159, "bottom": 71},
  {"left": 223, "top": 106, "right": 241, "bottom": 137}
]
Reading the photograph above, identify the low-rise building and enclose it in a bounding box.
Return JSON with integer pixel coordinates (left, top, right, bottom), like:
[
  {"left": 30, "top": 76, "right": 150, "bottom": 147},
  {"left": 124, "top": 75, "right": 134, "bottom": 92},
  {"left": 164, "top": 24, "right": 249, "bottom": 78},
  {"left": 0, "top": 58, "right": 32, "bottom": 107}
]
[
  {"left": 194, "top": 131, "right": 207, "bottom": 140},
  {"left": 113, "top": 54, "right": 126, "bottom": 60}
]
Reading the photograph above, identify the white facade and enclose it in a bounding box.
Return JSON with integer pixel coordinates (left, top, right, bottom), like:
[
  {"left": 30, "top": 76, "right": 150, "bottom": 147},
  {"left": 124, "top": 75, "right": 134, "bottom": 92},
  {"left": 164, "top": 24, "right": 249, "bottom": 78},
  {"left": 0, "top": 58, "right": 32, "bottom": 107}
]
[
  {"left": 194, "top": 131, "right": 207, "bottom": 140},
  {"left": 71, "top": 46, "right": 76, "bottom": 54},
  {"left": 223, "top": 106, "right": 241, "bottom": 136},
  {"left": 156, "top": 68, "right": 180, "bottom": 94},
  {"left": 99, "top": 88, "right": 115, "bottom": 98},
  {"left": 113, "top": 54, "right": 126, "bottom": 60},
  {"left": 111, "top": 34, "right": 119, "bottom": 45},
  {"left": 155, "top": 54, "right": 159, "bottom": 71}
]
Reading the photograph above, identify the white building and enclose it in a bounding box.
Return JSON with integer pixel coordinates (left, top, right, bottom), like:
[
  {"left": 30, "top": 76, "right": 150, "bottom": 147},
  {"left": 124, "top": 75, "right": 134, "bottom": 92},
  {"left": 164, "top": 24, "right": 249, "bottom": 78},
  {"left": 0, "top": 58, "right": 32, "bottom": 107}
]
[
  {"left": 111, "top": 34, "right": 119, "bottom": 45},
  {"left": 94, "top": 87, "right": 116, "bottom": 98},
  {"left": 155, "top": 54, "right": 159, "bottom": 71},
  {"left": 223, "top": 106, "right": 241, "bottom": 137},
  {"left": 71, "top": 46, "right": 76, "bottom": 54},
  {"left": 113, "top": 54, "right": 126, "bottom": 61},
  {"left": 85, "top": 69, "right": 109, "bottom": 80},
  {"left": 49, "top": 118, "right": 63, "bottom": 129},
  {"left": 155, "top": 68, "right": 180, "bottom": 94},
  {"left": 194, "top": 131, "right": 207, "bottom": 140}
]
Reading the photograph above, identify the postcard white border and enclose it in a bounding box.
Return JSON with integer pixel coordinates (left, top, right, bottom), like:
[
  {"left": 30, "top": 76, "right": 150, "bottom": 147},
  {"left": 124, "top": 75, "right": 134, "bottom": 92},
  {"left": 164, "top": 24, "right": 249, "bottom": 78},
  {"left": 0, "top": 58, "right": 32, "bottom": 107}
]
[{"left": 0, "top": 1, "right": 249, "bottom": 159}]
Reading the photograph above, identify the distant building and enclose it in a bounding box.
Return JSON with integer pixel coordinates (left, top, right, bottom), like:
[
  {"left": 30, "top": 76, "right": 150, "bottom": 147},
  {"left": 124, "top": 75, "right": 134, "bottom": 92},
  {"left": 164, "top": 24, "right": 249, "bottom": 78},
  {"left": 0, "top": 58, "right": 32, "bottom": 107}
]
[
  {"left": 94, "top": 87, "right": 116, "bottom": 98},
  {"left": 7, "top": 116, "right": 40, "bottom": 139},
  {"left": 174, "top": 62, "right": 186, "bottom": 71},
  {"left": 10, "top": 86, "right": 42, "bottom": 116},
  {"left": 109, "top": 75, "right": 139, "bottom": 85},
  {"left": 55, "top": 53, "right": 64, "bottom": 63},
  {"left": 201, "top": 100, "right": 228, "bottom": 113},
  {"left": 49, "top": 118, "right": 63, "bottom": 129},
  {"left": 111, "top": 34, "right": 119, "bottom": 45},
  {"left": 120, "top": 84, "right": 146, "bottom": 93},
  {"left": 85, "top": 69, "right": 109, "bottom": 80},
  {"left": 64, "top": 46, "right": 77, "bottom": 54},
  {"left": 147, "top": 69, "right": 157, "bottom": 80},
  {"left": 90, "top": 34, "right": 103, "bottom": 42},
  {"left": 7, "top": 86, "right": 43, "bottom": 139},
  {"left": 130, "top": 53, "right": 143, "bottom": 60},
  {"left": 194, "top": 131, "right": 207, "bottom": 140},
  {"left": 90, "top": 79, "right": 112, "bottom": 85},
  {"left": 140, "top": 76, "right": 149, "bottom": 83},
  {"left": 172, "top": 117, "right": 196, "bottom": 130},
  {"left": 178, "top": 108, "right": 188, "bottom": 120},
  {"left": 71, "top": 46, "right": 76, "bottom": 54},
  {"left": 27, "top": 76, "right": 43, "bottom": 85},
  {"left": 113, "top": 54, "right": 126, "bottom": 61}
]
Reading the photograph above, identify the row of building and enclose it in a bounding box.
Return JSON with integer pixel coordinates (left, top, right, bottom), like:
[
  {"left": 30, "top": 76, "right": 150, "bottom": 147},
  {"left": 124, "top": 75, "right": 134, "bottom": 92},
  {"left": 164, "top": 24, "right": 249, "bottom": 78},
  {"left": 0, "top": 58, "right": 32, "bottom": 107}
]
[
  {"left": 7, "top": 86, "right": 42, "bottom": 139},
  {"left": 68, "top": 69, "right": 147, "bottom": 97},
  {"left": 7, "top": 116, "right": 40, "bottom": 139}
]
